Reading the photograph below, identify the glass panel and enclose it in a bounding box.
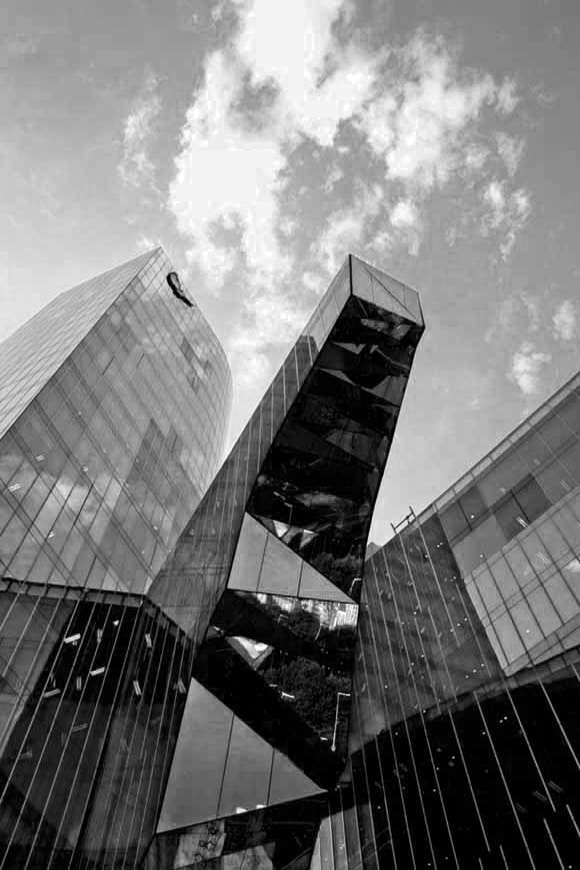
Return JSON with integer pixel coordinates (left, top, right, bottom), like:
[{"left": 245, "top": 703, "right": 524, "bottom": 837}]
[
  {"left": 543, "top": 573, "right": 580, "bottom": 622},
  {"left": 556, "top": 391, "right": 580, "bottom": 434},
  {"left": 535, "top": 517, "right": 570, "bottom": 561},
  {"left": 526, "top": 586, "right": 562, "bottom": 636},
  {"left": 458, "top": 485, "right": 486, "bottom": 525},
  {"left": 157, "top": 679, "right": 232, "bottom": 832},
  {"left": 477, "top": 449, "right": 531, "bottom": 506},
  {"left": 552, "top": 503, "right": 580, "bottom": 550},
  {"left": 494, "top": 494, "right": 529, "bottom": 540},
  {"left": 298, "top": 562, "right": 353, "bottom": 602},
  {"left": 228, "top": 514, "right": 268, "bottom": 592},
  {"left": 559, "top": 439, "right": 580, "bottom": 483},
  {"left": 535, "top": 460, "right": 575, "bottom": 503},
  {"left": 504, "top": 545, "right": 535, "bottom": 588},
  {"left": 438, "top": 501, "right": 469, "bottom": 541},
  {"left": 268, "top": 751, "right": 323, "bottom": 806},
  {"left": 473, "top": 567, "right": 502, "bottom": 615},
  {"left": 513, "top": 475, "right": 550, "bottom": 523},
  {"left": 259, "top": 533, "right": 301, "bottom": 597},
  {"left": 218, "top": 716, "right": 273, "bottom": 817},
  {"left": 492, "top": 612, "right": 526, "bottom": 662},
  {"left": 510, "top": 599, "right": 542, "bottom": 648}
]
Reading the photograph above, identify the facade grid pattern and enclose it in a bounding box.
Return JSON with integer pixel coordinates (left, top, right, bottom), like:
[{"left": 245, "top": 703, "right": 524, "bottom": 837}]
[{"left": 313, "top": 372, "right": 580, "bottom": 870}]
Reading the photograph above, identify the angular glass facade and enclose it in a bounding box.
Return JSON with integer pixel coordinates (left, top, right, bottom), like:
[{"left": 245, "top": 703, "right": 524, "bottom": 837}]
[
  {"left": 318, "top": 373, "right": 580, "bottom": 870},
  {"left": 0, "top": 252, "right": 424, "bottom": 868},
  {"left": 0, "top": 247, "right": 232, "bottom": 595},
  {"left": 146, "top": 255, "right": 424, "bottom": 870},
  {"left": 0, "top": 248, "right": 232, "bottom": 866}
]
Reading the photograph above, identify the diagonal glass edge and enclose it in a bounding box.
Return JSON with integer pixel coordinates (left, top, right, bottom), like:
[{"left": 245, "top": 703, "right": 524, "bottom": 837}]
[{"left": 350, "top": 253, "right": 423, "bottom": 326}]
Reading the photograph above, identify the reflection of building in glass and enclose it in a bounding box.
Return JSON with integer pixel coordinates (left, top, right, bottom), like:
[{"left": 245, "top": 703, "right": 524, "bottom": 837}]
[
  {"left": 0, "top": 252, "right": 424, "bottom": 867},
  {"left": 316, "top": 372, "right": 580, "bottom": 870}
]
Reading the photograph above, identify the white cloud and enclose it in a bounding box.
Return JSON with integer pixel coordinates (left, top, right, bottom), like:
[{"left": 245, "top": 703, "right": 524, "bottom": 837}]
[
  {"left": 314, "top": 185, "right": 383, "bottom": 273},
  {"left": 168, "top": 51, "right": 290, "bottom": 290},
  {"left": 168, "top": 4, "right": 531, "bottom": 386},
  {"left": 520, "top": 293, "right": 540, "bottom": 332},
  {"left": 464, "top": 144, "right": 489, "bottom": 171},
  {"left": 168, "top": 0, "right": 383, "bottom": 294},
  {"left": 390, "top": 199, "right": 418, "bottom": 228},
  {"left": 390, "top": 198, "right": 421, "bottom": 254},
  {"left": 496, "top": 132, "right": 525, "bottom": 177},
  {"left": 481, "top": 180, "right": 531, "bottom": 258},
  {"left": 118, "top": 71, "right": 162, "bottom": 188},
  {"left": 356, "top": 36, "right": 500, "bottom": 191},
  {"left": 324, "top": 166, "right": 344, "bottom": 193},
  {"left": 234, "top": 0, "right": 380, "bottom": 147},
  {"left": 496, "top": 77, "right": 519, "bottom": 114},
  {"left": 553, "top": 299, "right": 577, "bottom": 341},
  {"left": 228, "top": 282, "right": 308, "bottom": 387},
  {"left": 509, "top": 341, "right": 551, "bottom": 395},
  {"left": 136, "top": 235, "right": 156, "bottom": 252}
]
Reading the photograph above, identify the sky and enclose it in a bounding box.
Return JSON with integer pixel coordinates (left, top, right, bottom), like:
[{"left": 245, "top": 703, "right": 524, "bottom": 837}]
[{"left": 1, "top": 0, "right": 580, "bottom": 544}]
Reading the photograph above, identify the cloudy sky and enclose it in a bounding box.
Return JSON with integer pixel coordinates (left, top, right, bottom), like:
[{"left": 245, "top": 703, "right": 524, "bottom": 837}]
[{"left": 1, "top": 0, "right": 580, "bottom": 543}]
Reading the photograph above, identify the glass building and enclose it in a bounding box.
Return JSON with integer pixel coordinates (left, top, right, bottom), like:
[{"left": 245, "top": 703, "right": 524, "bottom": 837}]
[
  {"left": 0, "top": 253, "right": 425, "bottom": 868},
  {"left": 0, "top": 247, "right": 232, "bottom": 866},
  {"left": 0, "top": 247, "right": 232, "bottom": 594},
  {"left": 317, "top": 370, "right": 580, "bottom": 869}
]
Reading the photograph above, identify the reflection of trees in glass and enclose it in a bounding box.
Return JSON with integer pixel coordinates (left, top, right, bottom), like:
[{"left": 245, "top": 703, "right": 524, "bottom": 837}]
[
  {"left": 249, "top": 595, "right": 356, "bottom": 675},
  {"left": 261, "top": 656, "right": 351, "bottom": 743}
]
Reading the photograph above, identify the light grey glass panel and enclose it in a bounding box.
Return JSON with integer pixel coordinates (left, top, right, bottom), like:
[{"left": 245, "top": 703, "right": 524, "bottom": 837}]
[
  {"left": 473, "top": 567, "right": 502, "bottom": 615},
  {"left": 526, "top": 586, "right": 562, "bottom": 636},
  {"left": 268, "top": 750, "right": 323, "bottom": 807},
  {"left": 258, "top": 532, "right": 301, "bottom": 597},
  {"left": 228, "top": 513, "right": 268, "bottom": 592},
  {"left": 543, "top": 572, "right": 580, "bottom": 622},
  {"left": 535, "top": 517, "right": 571, "bottom": 561},
  {"left": 489, "top": 555, "right": 520, "bottom": 600},
  {"left": 351, "top": 258, "right": 409, "bottom": 321},
  {"left": 157, "top": 679, "right": 233, "bottom": 833},
  {"left": 217, "top": 716, "right": 273, "bottom": 817},
  {"left": 298, "top": 561, "right": 354, "bottom": 602},
  {"left": 510, "top": 599, "right": 542, "bottom": 648},
  {"left": 492, "top": 612, "right": 526, "bottom": 663}
]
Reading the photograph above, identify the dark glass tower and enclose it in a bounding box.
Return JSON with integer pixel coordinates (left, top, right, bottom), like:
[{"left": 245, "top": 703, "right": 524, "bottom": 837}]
[
  {"left": 146, "top": 255, "right": 424, "bottom": 869},
  {"left": 318, "top": 373, "right": 580, "bottom": 869},
  {"left": 0, "top": 253, "right": 424, "bottom": 868}
]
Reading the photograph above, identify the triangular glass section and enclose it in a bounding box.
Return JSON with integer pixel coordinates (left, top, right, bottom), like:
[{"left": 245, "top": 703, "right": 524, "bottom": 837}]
[
  {"left": 227, "top": 513, "right": 268, "bottom": 593},
  {"left": 218, "top": 716, "right": 274, "bottom": 818},
  {"left": 268, "top": 750, "right": 324, "bottom": 807},
  {"left": 350, "top": 256, "right": 411, "bottom": 322},
  {"left": 158, "top": 680, "right": 323, "bottom": 831},
  {"left": 298, "top": 561, "right": 355, "bottom": 603},
  {"left": 157, "top": 678, "right": 234, "bottom": 833},
  {"left": 233, "top": 513, "right": 355, "bottom": 603},
  {"left": 257, "top": 529, "right": 302, "bottom": 596},
  {"left": 363, "top": 259, "right": 423, "bottom": 325}
]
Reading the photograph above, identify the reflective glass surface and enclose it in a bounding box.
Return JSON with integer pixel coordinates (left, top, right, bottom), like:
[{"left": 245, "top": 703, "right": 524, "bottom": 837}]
[
  {"left": 0, "top": 254, "right": 424, "bottom": 867},
  {"left": 0, "top": 248, "right": 232, "bottom": 595},
  {"left": 317, "top": 375, "right": 580, "bottom": 870},
  {"left": 0, "top": 580, "right": 191, "bottom": 868}
]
